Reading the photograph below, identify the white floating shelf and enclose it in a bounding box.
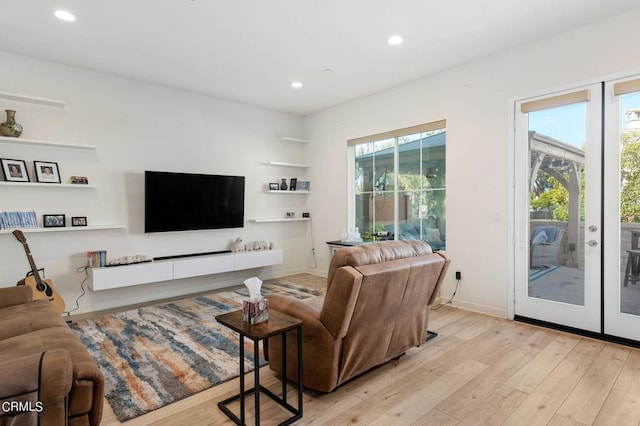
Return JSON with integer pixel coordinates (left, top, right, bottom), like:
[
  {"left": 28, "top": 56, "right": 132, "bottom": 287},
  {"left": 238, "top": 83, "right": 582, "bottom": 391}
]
[
  {"left": 0, "top": 91, "right": 65, "bottom": 108},
  {"left": 266, "top": 161, "right": 310, "bottom": 168},
  {"left": 279, "top": 136, "right": 309, "bottom": 144},
  {"left": 0, "top": 136, "right": 96, "bottom": 150},
  {"left": 0, "top": 225, "right": 126, "bottom": 234},
  {"left": 250, "top": 218, "right": 311, "bottom": 223},
  {"left": 0, "top": 182, "right": 97, "bottom": 189},
  {"left": 265, "top": 190, "right": 310, "bottom": 194}
]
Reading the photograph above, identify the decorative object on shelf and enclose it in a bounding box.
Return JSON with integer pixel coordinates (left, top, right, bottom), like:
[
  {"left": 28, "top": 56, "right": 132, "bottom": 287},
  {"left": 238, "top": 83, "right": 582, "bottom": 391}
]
[
  {"left": 0, "top": 210, "right": 38, "bottom": 229},
  {"left": 0, "top": 109, "right": 23, "bottom": 137},
  {"left": 280, "top": 178, "right": 288, "bottom": 190},
  {"left": 230, "top": 237, "right": 244, "bottom": 252},
  {"left": 302, "top": 212, "right": 310, "bottom": 218},
  {"left": 289, "top": 177, "right": 297, "bottom": 191},
  {"left": 70, "top": 176, "right": 89, "bottom": 184},
  {"left": 296, "top": 180, "right": 310, "bottom": 191},
  {"left": 0, "top": 158, "right": 29, "bottom": 182},
  {"left": 106, "top": 254, "right": 152, "bottom": 266},
  {"left": 286, "top": 212, "right": 295, "bottom": 218},
  {"left": 269, "top": 242, "right": 274, "bottom": 249},
  {"left": 71, "top": 216, "right": 87, "bottom": 227},
  {"left": 34, "top": 161, "right": 61, "bottom": 183},
  {"left": 43, "top": 214, "right": 65, "bottom": 228},
  {"left": 269, "top": 182, "right": 279, "bottom": 191}
]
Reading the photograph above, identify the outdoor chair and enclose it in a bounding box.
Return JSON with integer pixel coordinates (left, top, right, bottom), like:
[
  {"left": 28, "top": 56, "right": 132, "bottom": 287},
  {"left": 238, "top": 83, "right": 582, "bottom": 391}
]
[{"left": 530, "top": 226, "right": 565, "bottom": 269}]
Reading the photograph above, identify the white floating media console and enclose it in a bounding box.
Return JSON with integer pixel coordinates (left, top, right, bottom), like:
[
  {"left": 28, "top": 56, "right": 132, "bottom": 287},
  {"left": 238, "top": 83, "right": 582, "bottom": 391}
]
[{"left": 89, "top": 249, "right": 283, "bottom": 291}]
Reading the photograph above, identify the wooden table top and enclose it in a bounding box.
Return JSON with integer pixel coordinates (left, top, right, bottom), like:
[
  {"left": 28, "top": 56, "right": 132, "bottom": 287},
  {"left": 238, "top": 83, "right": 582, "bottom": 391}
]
[{"left": 215, "top": 309, "right": 302, "bottom": 340}]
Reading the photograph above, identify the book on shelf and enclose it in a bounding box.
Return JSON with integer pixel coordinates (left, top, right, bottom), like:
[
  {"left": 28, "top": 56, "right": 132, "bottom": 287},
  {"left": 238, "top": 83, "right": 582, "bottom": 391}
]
[
  {"left": 0, "top": 210, "right": 39, "bottom": 230},
  {"left": 87, "top": 250, "right": 107, "bottom": 268}
]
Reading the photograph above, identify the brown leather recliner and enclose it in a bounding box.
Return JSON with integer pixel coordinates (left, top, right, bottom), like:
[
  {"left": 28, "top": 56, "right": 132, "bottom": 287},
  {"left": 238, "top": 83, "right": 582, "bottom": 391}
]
[
  {"left": 0, "top": 286, "right": 104, "bottom": 426},
  {"left": 266, "top": 240, "right": 450, "bottom": 392}
]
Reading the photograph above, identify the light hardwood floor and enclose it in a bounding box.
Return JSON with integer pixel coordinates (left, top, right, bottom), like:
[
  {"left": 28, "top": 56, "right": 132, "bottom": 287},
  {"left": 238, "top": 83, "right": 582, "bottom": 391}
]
[{"left": 98, "top": 274, "right": 640, "bottom": 425}]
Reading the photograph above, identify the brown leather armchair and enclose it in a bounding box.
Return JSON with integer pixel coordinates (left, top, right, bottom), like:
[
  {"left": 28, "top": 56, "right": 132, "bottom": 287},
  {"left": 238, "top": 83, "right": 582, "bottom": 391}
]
[
  {"left": 266, "top": 240, "right": 450, "bottom": 392},
  {"left": 0, "top": 286, "right": 104, "bottom": 426}
]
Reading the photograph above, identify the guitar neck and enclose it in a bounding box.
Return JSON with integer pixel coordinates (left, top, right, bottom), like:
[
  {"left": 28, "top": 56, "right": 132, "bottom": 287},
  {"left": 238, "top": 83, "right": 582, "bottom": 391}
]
[{"left": 21, "top": 243, "right": 42, "bottom": 283}]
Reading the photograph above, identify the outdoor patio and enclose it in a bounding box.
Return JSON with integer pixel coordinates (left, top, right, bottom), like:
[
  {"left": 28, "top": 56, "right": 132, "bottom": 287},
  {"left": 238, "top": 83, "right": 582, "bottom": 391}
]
[{"left": 529, "top": 266, "right": 640, "bottom": 316}]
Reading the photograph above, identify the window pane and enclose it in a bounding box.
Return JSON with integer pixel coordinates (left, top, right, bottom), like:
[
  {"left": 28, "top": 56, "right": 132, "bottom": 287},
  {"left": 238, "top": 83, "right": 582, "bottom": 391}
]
[
  {"left": 355, "top": 192, "right": 374, "bottom": 241},
  {"left": 368, "top": 193, "right": 395, "bottom": 241}
]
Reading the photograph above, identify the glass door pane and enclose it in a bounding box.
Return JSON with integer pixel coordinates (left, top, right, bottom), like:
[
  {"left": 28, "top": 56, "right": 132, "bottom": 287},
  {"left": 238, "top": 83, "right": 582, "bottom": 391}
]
[
  {"left": 527, "top": 103, "right": 586, "bottom": 305},
  {"left": 618, "top": 91, "right": 640, "bottom": 316}
]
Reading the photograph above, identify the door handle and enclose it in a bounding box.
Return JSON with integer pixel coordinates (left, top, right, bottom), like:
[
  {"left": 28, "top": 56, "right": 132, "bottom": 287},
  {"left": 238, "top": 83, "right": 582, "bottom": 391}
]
[{"left": 587, "top": 240, "right": 598, "bottom": 247}]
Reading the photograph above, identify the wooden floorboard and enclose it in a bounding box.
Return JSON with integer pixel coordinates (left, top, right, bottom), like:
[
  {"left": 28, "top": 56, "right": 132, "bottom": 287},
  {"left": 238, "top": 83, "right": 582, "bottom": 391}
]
[{"left": 96, "top": 274, "right": 640, "bottom": 426}]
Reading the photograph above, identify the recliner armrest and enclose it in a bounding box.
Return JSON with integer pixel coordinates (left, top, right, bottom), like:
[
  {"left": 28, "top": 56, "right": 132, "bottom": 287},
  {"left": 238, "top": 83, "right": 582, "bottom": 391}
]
[
  {"left": 267, "top": 294, "right": 325, "bottom": 338},
  {"left": 0, "top": 350, "right": 72, "bottom": 424},
  {"left": 0, "top": 286, "right": 33, "bottom": 308}
]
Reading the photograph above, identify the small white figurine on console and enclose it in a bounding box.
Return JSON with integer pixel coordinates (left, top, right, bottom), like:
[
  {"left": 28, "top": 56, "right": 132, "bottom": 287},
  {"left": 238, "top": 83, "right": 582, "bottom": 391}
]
[{"left": 230, "top": 237, "right": 244, "bottom": 252}]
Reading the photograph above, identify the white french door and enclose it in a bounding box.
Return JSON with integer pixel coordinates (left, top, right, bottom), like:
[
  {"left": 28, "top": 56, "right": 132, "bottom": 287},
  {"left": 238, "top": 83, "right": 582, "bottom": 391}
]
[
  {"left": 515, "top": 77, "right": 640, "bottom": 343},
  {"left": 603, "top": 77, "right": 640, "bottom": 341},
  {"left": 514, "top": 84, "right": 602, "bottom": 333}
]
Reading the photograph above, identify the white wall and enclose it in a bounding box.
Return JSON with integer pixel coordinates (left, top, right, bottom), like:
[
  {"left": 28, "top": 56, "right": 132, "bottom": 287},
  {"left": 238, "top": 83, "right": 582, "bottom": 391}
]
[
  {"left": 304, "top": 9, "right": 640, "bottom": 317},
  {"left": 0, "top": 52, "right": 311, "bottom": 314}
]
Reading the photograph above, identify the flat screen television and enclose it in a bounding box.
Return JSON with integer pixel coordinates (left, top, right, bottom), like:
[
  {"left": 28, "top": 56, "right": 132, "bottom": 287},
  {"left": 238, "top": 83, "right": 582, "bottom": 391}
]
[{"left": 145, "top": 170, "right": 245, "bottom": 233}]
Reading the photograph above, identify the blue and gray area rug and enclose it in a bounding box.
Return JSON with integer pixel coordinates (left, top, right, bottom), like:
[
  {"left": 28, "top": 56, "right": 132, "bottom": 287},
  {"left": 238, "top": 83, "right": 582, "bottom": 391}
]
[{"left": 70, "top": 278, "right": 323, "bottom": 423}]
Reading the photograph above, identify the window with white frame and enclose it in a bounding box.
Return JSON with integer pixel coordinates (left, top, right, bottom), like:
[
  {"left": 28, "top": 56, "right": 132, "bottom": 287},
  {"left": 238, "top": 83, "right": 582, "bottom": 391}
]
[{"left": 348, "top": 120, "right": 446, "bottom": 249}]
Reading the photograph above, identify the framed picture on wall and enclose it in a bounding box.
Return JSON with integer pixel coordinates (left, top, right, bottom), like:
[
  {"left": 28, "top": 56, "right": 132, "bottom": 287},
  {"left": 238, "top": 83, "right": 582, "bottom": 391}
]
[
  {"left": 1, "top": 158, "right": 30, "bottom": 182},
  {"left": 296, "top": 180, "right": 310, "bottom": 191},
  {"left": 43, "top": 214, "right": 65, "bottom": 228},
  {"left": 34, "top": 161, "right": 61, "bottom": 183},
  {"left": 71, "top": 216, "right": 87, "bottom": 227}
]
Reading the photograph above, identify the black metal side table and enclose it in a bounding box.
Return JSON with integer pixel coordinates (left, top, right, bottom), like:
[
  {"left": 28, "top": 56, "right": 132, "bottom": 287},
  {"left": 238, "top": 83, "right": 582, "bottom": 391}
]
[{"left": 215, "top": 309, "right": 303, "bottom": 425}]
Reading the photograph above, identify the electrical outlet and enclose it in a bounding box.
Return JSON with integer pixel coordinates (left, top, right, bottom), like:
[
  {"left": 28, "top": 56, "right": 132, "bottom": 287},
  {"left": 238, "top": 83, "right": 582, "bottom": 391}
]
[{"left": 455, "top": 270, "right": 462, "bottom": 280}]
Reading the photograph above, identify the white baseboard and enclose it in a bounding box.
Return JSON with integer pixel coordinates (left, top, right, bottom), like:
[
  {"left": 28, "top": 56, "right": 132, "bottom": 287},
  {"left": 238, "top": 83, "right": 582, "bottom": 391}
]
[{"left": 446, "top": 298, "right": 508, "bottom": 319}]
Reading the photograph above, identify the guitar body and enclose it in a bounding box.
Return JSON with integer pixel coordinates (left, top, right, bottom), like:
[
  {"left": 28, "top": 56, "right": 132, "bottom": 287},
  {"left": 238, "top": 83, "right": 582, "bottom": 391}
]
[
  {"left": 12, "top": 230, "right": 66, "bottom": 314},
  {"left": 18, "top": 276, "right": 66, "bottom": 313}
]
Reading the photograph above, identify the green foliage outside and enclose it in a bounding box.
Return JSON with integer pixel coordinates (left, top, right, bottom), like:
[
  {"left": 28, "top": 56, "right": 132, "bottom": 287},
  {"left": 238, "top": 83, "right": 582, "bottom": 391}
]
[{"left": 531, "top": 130, "right": 640, "bottom": 223}]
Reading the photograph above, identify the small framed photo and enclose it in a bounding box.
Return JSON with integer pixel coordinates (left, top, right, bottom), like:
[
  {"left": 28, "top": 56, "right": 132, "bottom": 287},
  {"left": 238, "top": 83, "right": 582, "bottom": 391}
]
[
  {"left": 43, "top": 214, "right": 65, "bottom": 228},
  {"left": 1, "top": 158, "right": 29, "bottom": 182},
  {"left": 296, "top": 180, "right": 310, "bottom": 191},
  {"left": 34, "top": 161, "right": 61, "bottom": 184},
  {"left": 71, "top": 216, "right": 87, "bottom": 227},
  {"left": 289, "top": 177, "right": 298, "bottom": 191},
  {"left": 268, "top": 182, "right": 280, "bottom": 191},
  {"left": 70, "top": 176, "right": 89, "bottom": 185}
]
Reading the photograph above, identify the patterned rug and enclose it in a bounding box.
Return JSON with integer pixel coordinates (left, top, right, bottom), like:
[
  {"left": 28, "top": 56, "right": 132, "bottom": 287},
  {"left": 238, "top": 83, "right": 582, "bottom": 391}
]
[{"left": 70, "top": 278, "right": 324, "bottom": 423}]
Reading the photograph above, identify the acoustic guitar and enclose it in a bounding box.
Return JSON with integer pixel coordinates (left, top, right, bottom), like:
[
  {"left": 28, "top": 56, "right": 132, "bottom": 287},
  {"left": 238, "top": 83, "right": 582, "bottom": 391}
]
[{"left": 12, "top": 230, "right": 66, "bottom": 313}]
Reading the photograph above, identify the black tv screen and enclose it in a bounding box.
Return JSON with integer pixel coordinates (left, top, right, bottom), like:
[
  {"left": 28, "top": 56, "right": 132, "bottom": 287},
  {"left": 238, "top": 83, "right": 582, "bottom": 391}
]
[{"left": 145, "top": 170, "right": 245, "bottom": 233}]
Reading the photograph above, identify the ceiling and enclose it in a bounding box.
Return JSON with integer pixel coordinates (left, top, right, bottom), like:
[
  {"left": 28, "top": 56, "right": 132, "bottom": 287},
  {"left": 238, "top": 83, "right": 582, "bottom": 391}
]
[{"left": 1, "top": 1, "right": 639, "bottom": 116}]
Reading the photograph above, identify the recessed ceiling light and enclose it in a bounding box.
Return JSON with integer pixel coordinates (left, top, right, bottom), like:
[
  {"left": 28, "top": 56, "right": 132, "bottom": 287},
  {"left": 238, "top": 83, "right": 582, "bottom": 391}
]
[
  {"left": 54, "top": 10, "right": 76, "bottom": 22},
  {"left": 388, "top": 35, "right": 403, "bottom": 46},
  {"left": 291, "top": 81, "right": 303, "bottom": 89}
]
